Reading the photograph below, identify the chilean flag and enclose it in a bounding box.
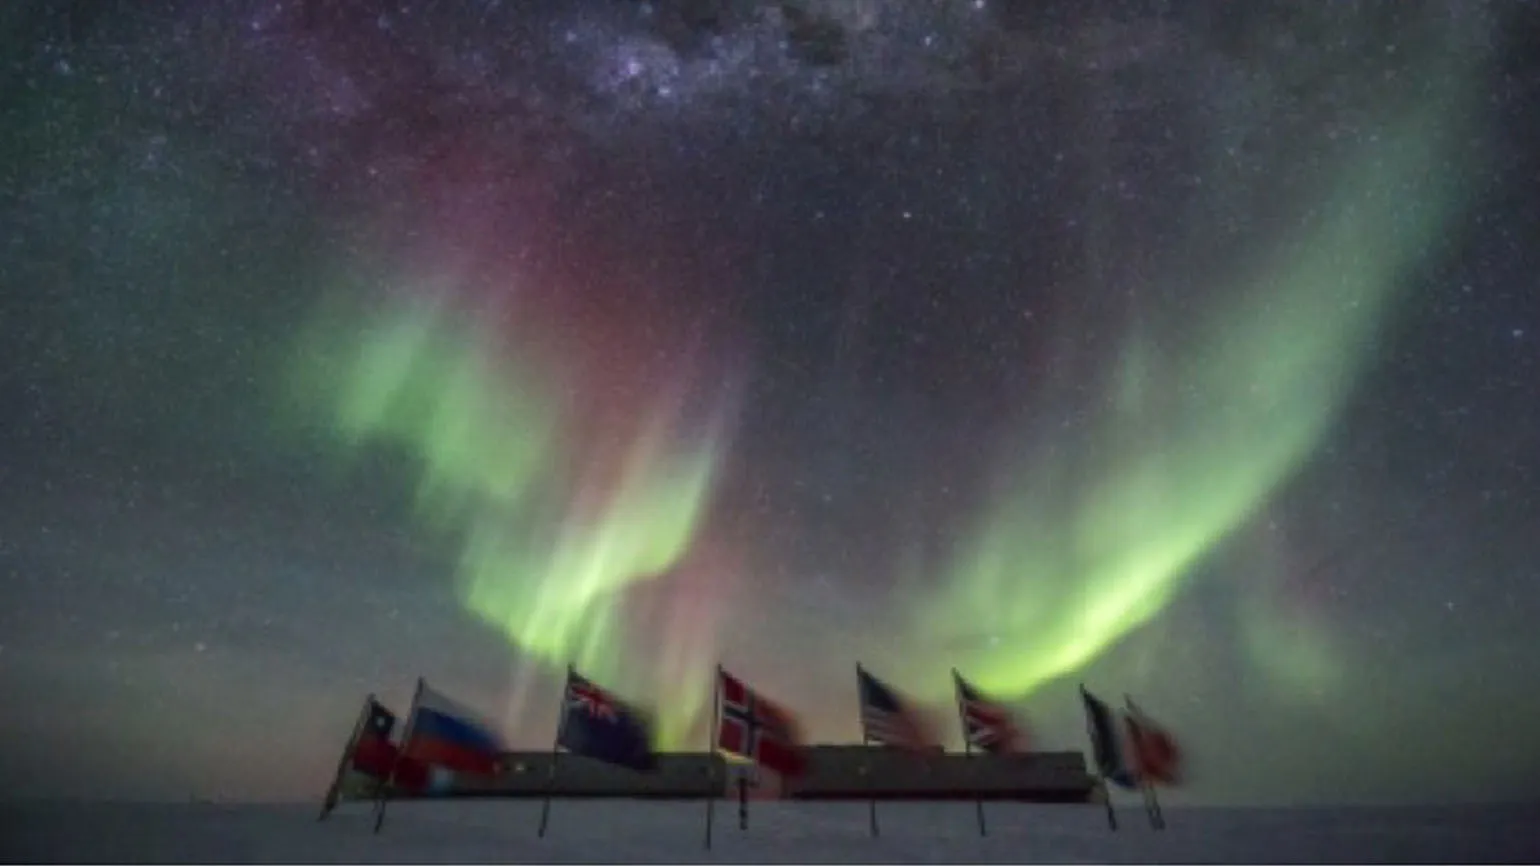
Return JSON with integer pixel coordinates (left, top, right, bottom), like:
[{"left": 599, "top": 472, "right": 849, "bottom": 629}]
[
  {"left": 399, "top": 682, "right": 507, "bottom": 779},
  {"left": 350, "top": 698, "right": 400, "bottom": 780}
]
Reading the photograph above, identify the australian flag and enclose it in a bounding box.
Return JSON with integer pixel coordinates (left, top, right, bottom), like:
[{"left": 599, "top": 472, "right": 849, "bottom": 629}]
[{"left": 556, "top": 669, "right": 658, "bottom": 773}]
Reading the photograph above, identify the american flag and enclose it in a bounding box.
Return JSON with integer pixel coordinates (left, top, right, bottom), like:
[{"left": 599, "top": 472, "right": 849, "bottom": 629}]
[
  {"left": 953, "top": 671, "right": 1022, "bottom": 755},
  {"left": 856, "top": 666, "right": 937, "bottom": 752}
]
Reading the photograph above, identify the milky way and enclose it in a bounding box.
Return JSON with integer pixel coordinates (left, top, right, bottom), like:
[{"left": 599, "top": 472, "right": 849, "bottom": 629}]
[{"left": 2, "top": 0, "right": 1538, "bottom": 806}]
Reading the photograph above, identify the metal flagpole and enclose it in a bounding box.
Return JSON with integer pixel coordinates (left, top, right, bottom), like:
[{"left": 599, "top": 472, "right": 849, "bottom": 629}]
[
  {"left": 865, "top": 728, "right": 879, "bottom": 838},
  {"left": 1147, "top": 778, "right": 1166, "bottom": 830},
  {"left": 1100, "top": 777, "right": 1118, "bottom": 831},
  {"left": 318, "top": 693, "right": 374, "bottom": 821},
  {"left": 737, "top": 773, "right": 749, "bottom": 830},
  {"left": 704, "top": 663, "right": 722, "bottom": 849},
  {"left": 953, "top": 671, "right": 987, "bottom": 837},
  {"left": 858, "top": 663, "right": 879, "bottom": 838},
  {"left": 374, "top": 677, "right": 424, "bottom": 834},
  {"left": 537, "top": 666, "right": 574, "bottom": 838}
]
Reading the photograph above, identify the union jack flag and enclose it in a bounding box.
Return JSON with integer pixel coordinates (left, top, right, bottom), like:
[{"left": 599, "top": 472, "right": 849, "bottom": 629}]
[{"left": 953, "top": 670, "right": 1023, "bottom": 755}]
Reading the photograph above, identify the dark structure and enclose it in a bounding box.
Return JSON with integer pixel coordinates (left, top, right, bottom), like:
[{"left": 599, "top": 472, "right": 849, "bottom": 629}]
[
  {"left": 346, "top": 746, "right": 1097, "bottom": 804},
  {"left": 786, "top": 746, "right": 1095, "bottom": 803}
]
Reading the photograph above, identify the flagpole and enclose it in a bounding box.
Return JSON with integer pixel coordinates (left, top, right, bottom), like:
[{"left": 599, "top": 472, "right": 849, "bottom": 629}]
[
  {"left": 952, "top": 670, "right": 987, "bottom": 837},
  {"left": 857, "top": 662, "right": 879, "bottom": 838},
  {"left": 704, "top": 663, "right": 721, "bottom": 850},
  {"left": 1099, "top": 778, "right": 1118, "bottom": 831},
  {"left": 537, "top": 666, "right": 573, "bottom": 838},
  {"left": 374, "top": 677, "right": 424, "bottom": 834},
  {"left": 1147, "top": 777, "right": 1166, "bottom": 830},
  {"left": 318, "top": 693, "right": 374, "bottom": 821},
  {"left": 737, "top": 772, "right": 749, "bottom": 831},
  {"left": 1125, "top": 694, "right": 1166, "bottom": 831}
]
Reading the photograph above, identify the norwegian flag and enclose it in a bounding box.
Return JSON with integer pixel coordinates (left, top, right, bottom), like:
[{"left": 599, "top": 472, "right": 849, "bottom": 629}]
[
  {"left": 1124, "top": 697, "right": 1182, "bottom": 786},
  {"left": 952, "top": 670, "right": 1023, "bottom": 755},
  {"left": 716, "top": 668, "right": 807, "bottom": 778}
]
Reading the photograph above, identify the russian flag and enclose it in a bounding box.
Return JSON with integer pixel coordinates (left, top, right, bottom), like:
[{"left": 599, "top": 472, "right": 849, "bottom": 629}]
[{"left": 399, "top": 683, "right": 507, "bottom": 779}]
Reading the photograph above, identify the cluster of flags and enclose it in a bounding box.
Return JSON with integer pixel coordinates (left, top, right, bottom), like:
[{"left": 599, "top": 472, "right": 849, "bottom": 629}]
[
  {"left": 319, "top": 680, "right": 516, "bottom": 828},
  {"left": 707, "top": 663, "right": 1036, "bottom": 782},
  {"left": 1079, "top": 685, "right": 1183, "bottom": 830},
  {"left": 1080, "top": 686, "right": 1182, "bottom": 789},
  {"left": 319, "top": 664, "right": 1184, "bottom": 836}
]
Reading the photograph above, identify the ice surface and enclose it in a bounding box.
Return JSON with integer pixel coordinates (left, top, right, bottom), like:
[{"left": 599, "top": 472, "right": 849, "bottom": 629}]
[{"left": 1, "top": 799, "right": 1537, "bottom": 863}]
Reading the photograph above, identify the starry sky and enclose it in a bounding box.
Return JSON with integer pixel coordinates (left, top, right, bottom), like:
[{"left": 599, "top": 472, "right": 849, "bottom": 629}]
[{"left": 3, "top": 0, "right": 1538, "bottom": 807}]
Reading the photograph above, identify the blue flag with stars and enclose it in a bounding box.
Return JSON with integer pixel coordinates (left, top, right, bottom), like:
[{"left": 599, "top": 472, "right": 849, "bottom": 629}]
[{"left": 556, "top": 669, "right": 658, "bottom": 773}]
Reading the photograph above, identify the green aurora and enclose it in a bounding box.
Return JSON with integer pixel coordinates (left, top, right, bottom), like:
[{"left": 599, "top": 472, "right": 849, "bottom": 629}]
[
  {"left": 287, "top": 20, "right": 1490, "bottom": 744},
  {"left": 291, "top": 295, "right": 729, "bottom": 747},
  {"left": 907, "top": 44, "right": 1486, "bottom": 702}
]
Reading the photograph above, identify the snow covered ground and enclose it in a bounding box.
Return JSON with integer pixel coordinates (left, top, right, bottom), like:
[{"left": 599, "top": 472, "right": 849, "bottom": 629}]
[{"left": 2, "top": 799, "right": 1536, "bottom": 863}]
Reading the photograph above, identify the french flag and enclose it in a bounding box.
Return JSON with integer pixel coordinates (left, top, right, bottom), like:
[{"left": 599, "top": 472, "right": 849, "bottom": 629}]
[{"left": 399, "top": 682, "right": 507, "bottom": 779}]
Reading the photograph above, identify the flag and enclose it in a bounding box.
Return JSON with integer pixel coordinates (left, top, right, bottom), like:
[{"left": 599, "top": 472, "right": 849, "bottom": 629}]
[
  {"left": 857, "top": 666, "right": 938, "bottom": 752},
  {"left": 952, "top": 670, "right": 1023, "bottom": 755},
  {"left": 389, "top": 755, "right": 432, "bottom": 794},
  {"left": 557, "top": 670, "right": 658, "bottom": 772},
  {"left": 400, "top": 683, "right": 507, "bottom": 778},
  {"left": 716, "top": 668, "right": 808, "bottom": 778},
  {"left": 350, "top": 698, "right": 399, "bottom": 780},
  {"left": 1125, "top": 698, "right": 1182, "bottom": 786},
  {"left": 1080, "top": 685, "right": 1136, "bottom": 789}
]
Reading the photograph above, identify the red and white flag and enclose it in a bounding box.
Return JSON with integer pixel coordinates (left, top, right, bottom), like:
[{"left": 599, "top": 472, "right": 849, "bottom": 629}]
[
  {"left": 1124, "top": 697, "right": 1182, "bottom": 786},
  {"left": 716, "top": 667, "right": 808, "bottom": 778},
  {"left": 952, "top": 670, "right": 1025, "bottom": 755}
]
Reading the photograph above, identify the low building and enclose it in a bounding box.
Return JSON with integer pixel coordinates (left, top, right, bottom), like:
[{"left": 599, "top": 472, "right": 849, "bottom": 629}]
[
  {"left": 787, "top": 745, "right": 1095, "bottom": 803},
  {"left": 364, "top": 746, "right": 1096, "bottom": 803}
]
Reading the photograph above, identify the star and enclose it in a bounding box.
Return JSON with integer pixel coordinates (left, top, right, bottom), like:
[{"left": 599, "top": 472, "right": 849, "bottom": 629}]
[{"left": 0, "top": 0, "right": 1534, "bottom": 810}]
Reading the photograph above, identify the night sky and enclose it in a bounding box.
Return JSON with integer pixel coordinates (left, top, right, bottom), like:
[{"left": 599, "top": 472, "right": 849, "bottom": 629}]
[{"left": 3, "top": 0, "right": 1538, "bottom": 807}]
